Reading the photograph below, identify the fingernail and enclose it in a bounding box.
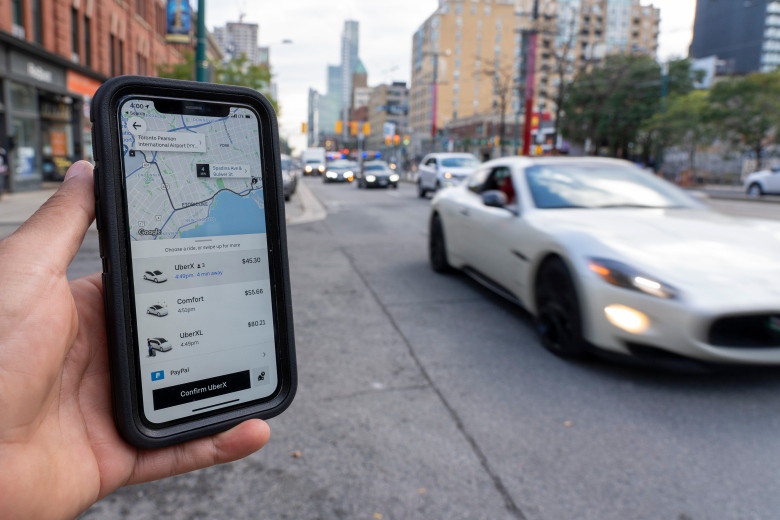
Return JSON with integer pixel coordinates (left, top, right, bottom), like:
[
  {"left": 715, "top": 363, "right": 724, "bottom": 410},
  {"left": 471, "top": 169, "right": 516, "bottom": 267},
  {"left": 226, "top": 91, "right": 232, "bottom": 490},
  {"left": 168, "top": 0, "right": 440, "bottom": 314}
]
[{"left": 64, "top": 161, "right": 89, "bottom": 182}]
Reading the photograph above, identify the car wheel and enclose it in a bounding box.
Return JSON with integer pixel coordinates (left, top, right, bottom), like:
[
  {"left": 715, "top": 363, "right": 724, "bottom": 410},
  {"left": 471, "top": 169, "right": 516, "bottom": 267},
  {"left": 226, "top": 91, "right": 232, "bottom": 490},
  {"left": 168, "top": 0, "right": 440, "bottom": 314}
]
[
  {"left": 534, "top": 257, "right": 588, "bottom": 359},
  {"left": 417, "top": 180, "right": 427, "bottom": 198},
  {"left": 284, "top": 194, "right": 290, "bottom": 201},
  {"left": 154, "top": 278, "right": 158, "bottom": 283},
  {"left": 429, "top": 214, "right": 451, "bottom": 273},
  {"left": 747, "top": 183, "right": 764, "bottom": 198},
  {"left": 392, "top": 183, "right": 398, "bottom": 189}
]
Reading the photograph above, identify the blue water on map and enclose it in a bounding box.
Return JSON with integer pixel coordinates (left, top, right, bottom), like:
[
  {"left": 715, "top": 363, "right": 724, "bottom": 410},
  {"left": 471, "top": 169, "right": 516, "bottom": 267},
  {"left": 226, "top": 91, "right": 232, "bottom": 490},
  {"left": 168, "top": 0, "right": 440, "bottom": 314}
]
[{"left": 180, "top": 191, "right": 266, "bottom": 238}]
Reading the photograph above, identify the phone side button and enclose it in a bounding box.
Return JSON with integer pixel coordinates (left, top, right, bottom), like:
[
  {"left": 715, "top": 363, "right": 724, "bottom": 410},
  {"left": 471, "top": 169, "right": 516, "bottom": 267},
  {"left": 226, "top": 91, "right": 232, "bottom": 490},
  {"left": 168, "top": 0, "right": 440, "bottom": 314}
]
[
  {"left": 95, "top": 200, "right": 102, "bottom": 232},
  {"left": 93, "top": 165, "right": 100, "bottom": 198}
]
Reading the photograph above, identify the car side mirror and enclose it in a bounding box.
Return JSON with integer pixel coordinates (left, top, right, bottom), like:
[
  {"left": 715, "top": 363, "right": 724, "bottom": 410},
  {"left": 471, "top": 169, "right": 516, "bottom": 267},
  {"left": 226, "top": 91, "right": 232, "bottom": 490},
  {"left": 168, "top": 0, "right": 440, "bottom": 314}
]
[{"left": 482, "top": 190, "right": 508, "bottom": 209}]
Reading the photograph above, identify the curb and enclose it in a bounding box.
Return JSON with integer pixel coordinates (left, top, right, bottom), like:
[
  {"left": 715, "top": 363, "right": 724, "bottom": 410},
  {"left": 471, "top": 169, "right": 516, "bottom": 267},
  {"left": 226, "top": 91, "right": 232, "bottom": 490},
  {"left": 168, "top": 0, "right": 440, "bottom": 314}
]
[
  {"left": 686, "top": 190, "right": 780, "bottom": 204},
  {"left": 287, "top": 178, "right": 327, "bottom": 226}
]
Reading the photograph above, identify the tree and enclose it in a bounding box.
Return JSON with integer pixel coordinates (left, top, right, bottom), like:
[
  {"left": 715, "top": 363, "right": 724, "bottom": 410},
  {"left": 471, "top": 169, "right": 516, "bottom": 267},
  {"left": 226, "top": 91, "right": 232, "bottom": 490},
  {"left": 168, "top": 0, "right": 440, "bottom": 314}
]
[
  {"left": 708, "top": 72, "right": 780, "bottom": 171},
  {"left": 477, "top": 60, "right": 515, "bottom": 157},
  {"left": 643, "top": 90, "right": 714, "bottom": 172},
  {"left": 157, "top": 50, "right": 196, "bottom": 80},
  {"left": 158, "top": 52, "right": 279, "bottom": 114},
  {"left": 561, "top": 56, "right": 699, "bottom": 158}
]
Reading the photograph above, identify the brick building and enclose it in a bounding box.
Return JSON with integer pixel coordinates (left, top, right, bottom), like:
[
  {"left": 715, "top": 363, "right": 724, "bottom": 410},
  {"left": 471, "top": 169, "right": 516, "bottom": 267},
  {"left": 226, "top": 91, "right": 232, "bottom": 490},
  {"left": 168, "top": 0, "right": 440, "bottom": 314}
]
[{"left": 0, "top": 0, "right": 188, "bottom": 191}]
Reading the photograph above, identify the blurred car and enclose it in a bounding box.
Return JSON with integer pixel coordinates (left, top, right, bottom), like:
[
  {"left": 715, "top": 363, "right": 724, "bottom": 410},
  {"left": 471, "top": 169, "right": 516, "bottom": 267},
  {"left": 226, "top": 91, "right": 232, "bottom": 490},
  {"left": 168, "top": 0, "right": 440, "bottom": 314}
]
[
  {"left": 303, "top": 159, "right": 326, "bottom": 176},
  {"left": 356, "top": 161, "right": 399, "bottom": 189},
  {"left": 281, "top": 154, "right": 298, "bottom": 201},
  {"left": 417, "top": 153, "right": 481, "bottom": 197},
  {"left": 148, "top": 337, "right": 172, "bottom": 352},
  {"left": 429, "top": 157, "right": 780, "bottom": 367},
  {"left": 323, "top": 159, "right": 356, "bottom": 183},
  {"left": 143, "top": 270, "right": 166, "bottom": 283},
  {"left": 146, "top": 305, "right": 168, "bottom": 317},
  {"left": 744, "top": 166, "right": 780, "bottom": 197}
]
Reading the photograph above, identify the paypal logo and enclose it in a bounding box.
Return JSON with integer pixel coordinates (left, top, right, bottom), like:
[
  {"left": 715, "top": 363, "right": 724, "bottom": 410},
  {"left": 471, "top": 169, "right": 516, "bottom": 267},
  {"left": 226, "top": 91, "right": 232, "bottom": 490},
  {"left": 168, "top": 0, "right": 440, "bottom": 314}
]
[{"left": 151, "top": 370, "right": 165, "bottom": 381}]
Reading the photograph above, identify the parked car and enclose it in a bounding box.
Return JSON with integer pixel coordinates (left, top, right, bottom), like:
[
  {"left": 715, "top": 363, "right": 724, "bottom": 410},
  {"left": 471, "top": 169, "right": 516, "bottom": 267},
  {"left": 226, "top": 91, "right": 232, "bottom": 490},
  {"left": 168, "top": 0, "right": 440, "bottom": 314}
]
[
  {"left": 143, "top": 270, "right": 167, "bottom": 283},
  {"left": 744, "top": 166, "right": 780, "bottom": 197},
  {"left": 356, "top": 161, "right": 399, "bottom": 189},
  {"left": 417, "top": 153, "right": 481, "bottom": 197},
  {"left": 281, "top": 154, "right": 298, "bottom": 201},
  {"left": 146, "top": 305, "right": 168, "bottom": 317},
  {"left": 323, "top": 159, "right": 356, "bottom": 183},
  {"left": 148, "top": 338, "right": 172, "bottom": 352},
  {"left": 429, "top": 156, "right": 780, "bottom": 367}
]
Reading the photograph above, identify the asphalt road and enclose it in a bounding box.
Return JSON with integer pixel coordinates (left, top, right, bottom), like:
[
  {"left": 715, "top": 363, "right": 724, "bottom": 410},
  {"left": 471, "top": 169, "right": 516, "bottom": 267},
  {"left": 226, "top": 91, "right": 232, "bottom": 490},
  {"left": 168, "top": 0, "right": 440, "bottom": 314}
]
[{"left": 11, "top": 177, "right": 775, "bottom": 520}]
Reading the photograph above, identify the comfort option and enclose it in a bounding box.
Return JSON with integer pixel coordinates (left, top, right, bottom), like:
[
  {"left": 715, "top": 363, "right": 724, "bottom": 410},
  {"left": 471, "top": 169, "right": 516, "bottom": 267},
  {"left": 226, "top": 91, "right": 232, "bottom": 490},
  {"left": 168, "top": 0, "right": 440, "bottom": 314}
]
[{"left": 152, "top": 370, "right": 251, "bottom": 410}]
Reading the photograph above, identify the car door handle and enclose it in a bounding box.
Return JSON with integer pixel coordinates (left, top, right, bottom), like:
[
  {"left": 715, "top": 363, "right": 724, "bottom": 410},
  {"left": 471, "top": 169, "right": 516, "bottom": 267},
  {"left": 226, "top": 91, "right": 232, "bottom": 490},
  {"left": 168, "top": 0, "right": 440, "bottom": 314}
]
[{"left": 460, "top": 208, "right": 470, "bottom": 217}]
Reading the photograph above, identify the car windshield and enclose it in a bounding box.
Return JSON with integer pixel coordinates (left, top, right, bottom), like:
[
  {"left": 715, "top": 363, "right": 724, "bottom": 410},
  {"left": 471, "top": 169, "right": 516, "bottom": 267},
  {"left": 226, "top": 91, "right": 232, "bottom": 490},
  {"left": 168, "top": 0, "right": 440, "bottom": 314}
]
[
  {"left": 155, "top": 338, "right": 166, "bottom": 343},
  {"left": 153, "top": 271, "right": 162, "bottom": 275},
  {"left": 306, "top": 159, "right": 321, "bottom": 164},
  {"left": 365, "top": 164, "right": 388, "bottom": 171},
  {"left": 329, "top": 161, "right": 352, "bottom": 169},
  {"left": 441, "top": 157, "right": 480, "bottom": 168},
  {"left": 525, "top": 163, "right": 698, "bottom": 209}
]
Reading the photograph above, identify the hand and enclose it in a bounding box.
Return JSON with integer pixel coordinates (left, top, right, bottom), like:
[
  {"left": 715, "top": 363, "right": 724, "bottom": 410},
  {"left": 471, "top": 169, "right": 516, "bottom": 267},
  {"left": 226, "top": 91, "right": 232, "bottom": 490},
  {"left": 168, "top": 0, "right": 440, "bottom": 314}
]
[{"left": 0, "top": 162, "right": 270, "bottom": 520}]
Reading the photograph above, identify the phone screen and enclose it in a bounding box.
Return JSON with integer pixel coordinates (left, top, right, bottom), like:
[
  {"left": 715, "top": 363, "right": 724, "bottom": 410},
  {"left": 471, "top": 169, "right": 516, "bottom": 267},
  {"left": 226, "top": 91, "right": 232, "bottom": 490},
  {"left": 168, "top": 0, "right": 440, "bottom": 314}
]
[{"left": 118, "top": 97, "right": 279, "bottom": 425}]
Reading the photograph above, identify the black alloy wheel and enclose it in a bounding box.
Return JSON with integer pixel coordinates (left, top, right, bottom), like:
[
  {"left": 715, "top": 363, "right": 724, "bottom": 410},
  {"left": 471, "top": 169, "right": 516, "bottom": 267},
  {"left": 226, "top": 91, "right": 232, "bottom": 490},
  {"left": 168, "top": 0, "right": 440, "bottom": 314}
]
[
  {"left": 429, "top": 214, "right": 451, "bottom": 273},
  {"left": 534, "top": 257, "right": 588, "bottom": 359},
  {"left": 747, "top": 183, "right": 763, "bottom": 198}
]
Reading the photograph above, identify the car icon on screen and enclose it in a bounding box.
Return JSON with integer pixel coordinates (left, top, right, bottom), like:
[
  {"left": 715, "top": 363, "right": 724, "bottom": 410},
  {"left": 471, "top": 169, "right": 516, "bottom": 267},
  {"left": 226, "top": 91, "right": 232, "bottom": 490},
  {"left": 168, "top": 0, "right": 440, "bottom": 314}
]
[
  {"left": 146, "top": 305, "right": 168, "bottom": 317},
  {"left": 143, "top": 270, "right": 167, "bottom": 283},
  {"left": 148, "top": 338, "right": 172, "bottom": 352}
]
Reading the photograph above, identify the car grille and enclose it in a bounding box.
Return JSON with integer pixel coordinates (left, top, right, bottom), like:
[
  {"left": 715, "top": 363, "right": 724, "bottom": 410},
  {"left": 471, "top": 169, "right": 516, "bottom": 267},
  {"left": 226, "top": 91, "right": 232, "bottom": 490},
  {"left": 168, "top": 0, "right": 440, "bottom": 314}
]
[{"left": 708, "top": 314, "right": 780, "bottom": 348}]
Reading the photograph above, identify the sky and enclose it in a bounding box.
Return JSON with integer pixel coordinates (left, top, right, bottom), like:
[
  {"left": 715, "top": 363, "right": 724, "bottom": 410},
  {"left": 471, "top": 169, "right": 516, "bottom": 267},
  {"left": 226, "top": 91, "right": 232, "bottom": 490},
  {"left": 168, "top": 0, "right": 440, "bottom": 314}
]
[{"left": 206, "top": 0, "right": 697, "bottom": 154}]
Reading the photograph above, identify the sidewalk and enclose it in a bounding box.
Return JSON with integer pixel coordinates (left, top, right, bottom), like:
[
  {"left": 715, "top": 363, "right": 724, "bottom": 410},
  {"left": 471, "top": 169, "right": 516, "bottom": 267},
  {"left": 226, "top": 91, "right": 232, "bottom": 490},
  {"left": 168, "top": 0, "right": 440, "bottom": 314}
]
[{"left": 0, "top": 188, "right": 58, "bottom": 225}]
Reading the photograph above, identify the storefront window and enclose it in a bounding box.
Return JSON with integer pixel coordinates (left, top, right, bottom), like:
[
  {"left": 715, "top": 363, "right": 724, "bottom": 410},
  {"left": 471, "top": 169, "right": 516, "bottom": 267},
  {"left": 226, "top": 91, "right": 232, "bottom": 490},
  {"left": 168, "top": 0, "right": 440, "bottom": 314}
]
[
  {"left": 11, "top": 117, "right": 37, "bottom": 180},
  {"left": 10, "top": 82, "right": 36, "bottom": 112}
]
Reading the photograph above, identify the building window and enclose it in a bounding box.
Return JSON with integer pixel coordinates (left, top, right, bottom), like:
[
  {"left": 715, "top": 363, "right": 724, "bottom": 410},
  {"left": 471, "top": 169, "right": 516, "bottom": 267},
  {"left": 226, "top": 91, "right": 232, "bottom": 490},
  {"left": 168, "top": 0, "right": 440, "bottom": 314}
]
[
  {"left": 32, "top": 0, "right": 43, "bottom": 44},
  {"left": 84, "top": 16, "right": 91, "bottom": 67},
  {"left": 118, "top": 39, "right": 124, "bottom": 74},
  {"left": 136, "top": 0, "right": 146, "bottom": 20},
  {"left": 109, "top": 35, "right": 115, "bottom": 76},
  {"left": 12, "top": 0, "right": 25, "bottom": 31},
  {"left": 71, "top": 8, "right": 80, "bottom": 61}
]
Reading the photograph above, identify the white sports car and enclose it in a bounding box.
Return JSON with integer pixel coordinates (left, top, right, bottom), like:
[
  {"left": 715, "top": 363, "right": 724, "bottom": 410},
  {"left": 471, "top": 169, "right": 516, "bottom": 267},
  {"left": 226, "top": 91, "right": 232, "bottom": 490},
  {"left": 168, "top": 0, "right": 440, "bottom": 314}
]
[{"left": 429, "top": 157, "right": 780, "bottom": 366}]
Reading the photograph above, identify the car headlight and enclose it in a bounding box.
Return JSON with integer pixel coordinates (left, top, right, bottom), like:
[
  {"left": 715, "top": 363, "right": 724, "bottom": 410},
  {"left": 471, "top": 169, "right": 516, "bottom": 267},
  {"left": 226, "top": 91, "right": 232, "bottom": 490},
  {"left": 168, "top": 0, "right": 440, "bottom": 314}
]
[
  {"left": 305, "top": 165, "right": 312, "bottom": 172},
  {"left": 345, "top": 171, "right": 353, "bottom": 177},
  {"left": 366, "top": 175, "right": 376, "bottom": 182},
  {"left": 318, "top": 165, "right": 325, "bottom": 172},
  {"left": 390, "top": 174, "right": 399, "bottom": 182},
  {"left": 444, "top": 172, "right": 453, "bottom": 179},
  {"left": 588, "top": 258, "right": 678, "bottom": 299},
  {"left": 326, "top": 171, "right": 337, "bottom": 178}
]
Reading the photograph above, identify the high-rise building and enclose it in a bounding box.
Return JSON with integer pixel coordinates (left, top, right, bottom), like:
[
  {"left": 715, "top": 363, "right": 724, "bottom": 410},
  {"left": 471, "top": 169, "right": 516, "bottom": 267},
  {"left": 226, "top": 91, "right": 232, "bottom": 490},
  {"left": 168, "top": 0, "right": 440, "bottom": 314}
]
[
  {"left": 214, "top": 21, "right": 259, "bottom": 63},
  {"left": 318, "top": 65, "right": 343, "bottom": 144},
  {"left": 690, "top": 0, "right": 780, "bottom": 74},
  {"left": 367, "top": 82, "right": 410, "bottom": 151},
  {"left": 307, "top": 89, "right": 320, "bottom": 147},
  {"left": 409, "top": 0, "right": 660, "bottom": 157},
  {"left": 340, "top": 21, "right": 360, "bottom": 132}
]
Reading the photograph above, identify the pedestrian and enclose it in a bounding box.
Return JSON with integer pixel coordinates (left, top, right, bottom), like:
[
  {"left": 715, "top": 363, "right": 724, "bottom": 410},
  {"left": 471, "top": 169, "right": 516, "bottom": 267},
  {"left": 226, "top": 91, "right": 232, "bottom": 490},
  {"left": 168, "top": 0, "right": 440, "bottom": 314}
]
[
  {"left": 0, "top": 161, "right": 270, "bottom": 520},
  {"left": 147, "top": 337, "right": 155, "bottom": 357}
]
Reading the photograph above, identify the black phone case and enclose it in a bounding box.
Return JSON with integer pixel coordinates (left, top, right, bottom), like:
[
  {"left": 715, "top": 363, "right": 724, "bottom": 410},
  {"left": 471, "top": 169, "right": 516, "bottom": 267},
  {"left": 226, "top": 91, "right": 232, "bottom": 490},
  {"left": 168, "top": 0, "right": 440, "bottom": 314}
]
[{"left": 91, "top": 76, "right": 296, "bottom": 449}]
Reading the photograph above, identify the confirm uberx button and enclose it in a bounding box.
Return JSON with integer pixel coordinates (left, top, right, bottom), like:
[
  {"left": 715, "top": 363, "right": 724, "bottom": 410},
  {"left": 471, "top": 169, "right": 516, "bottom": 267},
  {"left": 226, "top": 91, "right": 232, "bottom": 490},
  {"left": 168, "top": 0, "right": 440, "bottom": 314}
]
[{"left": 152, "top": 371, "right": 251, "bottom": 410}]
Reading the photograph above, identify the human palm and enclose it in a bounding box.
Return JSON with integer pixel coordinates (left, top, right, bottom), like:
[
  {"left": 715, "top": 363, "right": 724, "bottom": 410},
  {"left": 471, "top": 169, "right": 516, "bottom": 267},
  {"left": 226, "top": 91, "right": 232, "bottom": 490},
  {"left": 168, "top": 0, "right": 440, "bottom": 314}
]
[{"left": 0, "top": 162, "right": 269, "bottom": 520}]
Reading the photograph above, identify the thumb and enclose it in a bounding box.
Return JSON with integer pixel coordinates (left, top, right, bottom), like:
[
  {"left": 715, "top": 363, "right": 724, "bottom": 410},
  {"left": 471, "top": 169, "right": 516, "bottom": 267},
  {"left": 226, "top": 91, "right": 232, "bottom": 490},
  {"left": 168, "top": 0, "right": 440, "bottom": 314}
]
[{"left": 6, "top": 161, "right": 95, "bottom": 275}]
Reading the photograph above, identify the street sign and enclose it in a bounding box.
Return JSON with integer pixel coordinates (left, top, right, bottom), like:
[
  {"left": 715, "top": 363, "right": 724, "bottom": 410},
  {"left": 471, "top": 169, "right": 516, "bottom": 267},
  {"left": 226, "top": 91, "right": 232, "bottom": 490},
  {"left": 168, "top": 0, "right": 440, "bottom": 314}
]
[{"left": 383, "top": 122, "right": 396, "bottom": 139}]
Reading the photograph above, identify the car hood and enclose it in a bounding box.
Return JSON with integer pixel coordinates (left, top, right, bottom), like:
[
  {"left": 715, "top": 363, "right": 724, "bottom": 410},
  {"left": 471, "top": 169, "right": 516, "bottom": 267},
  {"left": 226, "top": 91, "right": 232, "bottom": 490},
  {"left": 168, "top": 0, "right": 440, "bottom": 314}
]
[
  {"left": 533, "top": 208, "right": 780, "bottom": 307},
  {"left": 442, "top": 167, "right": 475, "bottom": 177}
]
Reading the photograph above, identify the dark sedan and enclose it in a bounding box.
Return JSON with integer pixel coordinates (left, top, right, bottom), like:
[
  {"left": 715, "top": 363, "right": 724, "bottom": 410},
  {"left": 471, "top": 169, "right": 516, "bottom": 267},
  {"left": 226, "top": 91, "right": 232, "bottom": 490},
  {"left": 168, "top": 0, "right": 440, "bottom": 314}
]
[
  {"left": 323, "top": 160, "right": 356, "bottom": 183},
  {"left": 356, "top": 161, "right": 399, "bottom": 189}
]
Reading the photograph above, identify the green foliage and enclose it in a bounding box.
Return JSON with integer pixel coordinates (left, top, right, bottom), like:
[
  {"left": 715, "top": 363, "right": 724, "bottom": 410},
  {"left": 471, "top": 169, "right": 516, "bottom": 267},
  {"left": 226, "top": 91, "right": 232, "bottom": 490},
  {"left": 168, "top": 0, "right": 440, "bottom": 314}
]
[
  {"left": 561, "top": 56, "right": 699, "bottom": 158},
  {"left": 643, "top": 90, "right": 714, "bottom": 170},
  {"left": 157, "top": 50, "right": 196, "bottom": 81},
  {"left": 707, "top": 72, "right": 780, "bottom": 170},
  {"left": 157, "top": 52, "right": 279, "bottom": 114}
]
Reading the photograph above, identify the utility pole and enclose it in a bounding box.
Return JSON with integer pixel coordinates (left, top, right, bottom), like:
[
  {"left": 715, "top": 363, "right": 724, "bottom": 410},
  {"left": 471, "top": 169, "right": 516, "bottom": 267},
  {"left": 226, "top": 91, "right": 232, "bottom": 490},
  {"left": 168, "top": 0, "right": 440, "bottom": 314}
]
[
  {"left": 195, "top": 0, "right": 208, "bottom": 82},
  {"left": 522, "top": 0, "right": 539, "bottom": 156},
  {"left": 658, "top": 61, "right": 669, "bottom": 173},
  {"left": 431, "top": 52, "right": 439, "bottom": 153}
]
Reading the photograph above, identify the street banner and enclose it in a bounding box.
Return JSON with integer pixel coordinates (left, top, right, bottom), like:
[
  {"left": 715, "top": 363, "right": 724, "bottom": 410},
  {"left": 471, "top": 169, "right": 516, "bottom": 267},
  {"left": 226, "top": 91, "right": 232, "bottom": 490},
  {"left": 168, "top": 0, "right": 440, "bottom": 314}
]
[
  {"left": 383, "top": 122, "right": 396, "bottom": 139},
  {"left": 166, "top": 0, "right": 192, "bottom": 44}
]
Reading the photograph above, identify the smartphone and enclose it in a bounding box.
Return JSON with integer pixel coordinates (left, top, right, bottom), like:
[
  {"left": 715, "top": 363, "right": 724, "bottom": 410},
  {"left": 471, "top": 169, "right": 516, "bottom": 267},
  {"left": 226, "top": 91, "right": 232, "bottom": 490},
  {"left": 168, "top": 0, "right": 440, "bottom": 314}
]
[{"left": 91, "top": 76, "right": 296, "bottom": 448}]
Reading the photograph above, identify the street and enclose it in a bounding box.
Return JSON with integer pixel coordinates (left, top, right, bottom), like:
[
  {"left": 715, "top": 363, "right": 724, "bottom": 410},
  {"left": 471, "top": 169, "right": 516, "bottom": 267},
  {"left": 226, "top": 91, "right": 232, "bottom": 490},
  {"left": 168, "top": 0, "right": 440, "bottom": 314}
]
[{"left": 63, "top": 178, "right": 780, "bottom": 520}]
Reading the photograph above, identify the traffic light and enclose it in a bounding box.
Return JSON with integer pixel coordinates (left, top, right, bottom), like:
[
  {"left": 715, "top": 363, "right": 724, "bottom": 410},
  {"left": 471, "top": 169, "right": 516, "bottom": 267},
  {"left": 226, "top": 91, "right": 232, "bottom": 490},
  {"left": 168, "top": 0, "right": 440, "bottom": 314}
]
[
  {"left": 385, "top": 136, "right": 392, "bottom": 146},
  {"left": 362, "top": 122, "right": 371, "bottom": 135},
  {"left": 350, "top": 121, "right": 359, "bottom": 136},
  {"left": 335, "top": 120, "right": 343, "bottom": 134},
  {"left": 393, "top": 134, "right": 401, "bottom": 146},
  {"left": 403, "top": 135, "right": 410, "bottom": 146},
  {"left": 301, "top": 122, "right": 307, "bottom": 134}
]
